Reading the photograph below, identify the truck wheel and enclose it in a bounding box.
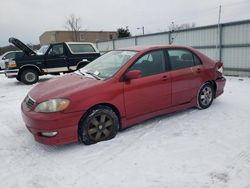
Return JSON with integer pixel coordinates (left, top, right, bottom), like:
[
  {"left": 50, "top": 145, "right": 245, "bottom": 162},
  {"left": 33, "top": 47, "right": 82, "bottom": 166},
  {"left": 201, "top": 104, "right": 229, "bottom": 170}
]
[
  {"left": 16, "top": 76, "right": 21, "bottom": 82},
  {"left": 21, "top": 69, "right": 39, "bottom": 85}
]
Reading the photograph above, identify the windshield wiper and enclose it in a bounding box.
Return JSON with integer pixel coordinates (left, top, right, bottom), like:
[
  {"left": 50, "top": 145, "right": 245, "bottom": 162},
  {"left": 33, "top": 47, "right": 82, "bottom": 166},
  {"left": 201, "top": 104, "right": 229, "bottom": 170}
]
[
  {"left": 85, "top": 71, "right": 102, "bottom": 80},
  {"left": 78, "top": 70, "right": 102, "bottom": 80}
]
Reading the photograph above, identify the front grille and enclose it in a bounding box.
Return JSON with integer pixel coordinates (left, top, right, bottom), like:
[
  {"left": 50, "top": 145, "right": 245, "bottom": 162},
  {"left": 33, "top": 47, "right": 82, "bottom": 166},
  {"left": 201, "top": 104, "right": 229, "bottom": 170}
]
[{"left": 26, "top": 96, "right": 36, "bottom": 109}]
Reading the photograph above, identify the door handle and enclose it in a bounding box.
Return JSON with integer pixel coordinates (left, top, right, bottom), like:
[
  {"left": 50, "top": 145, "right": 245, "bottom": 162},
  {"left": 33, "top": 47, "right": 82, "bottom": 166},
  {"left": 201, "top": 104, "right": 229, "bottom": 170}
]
[{"left": 161, "top": 75, "right": 169, "bottom": 81}]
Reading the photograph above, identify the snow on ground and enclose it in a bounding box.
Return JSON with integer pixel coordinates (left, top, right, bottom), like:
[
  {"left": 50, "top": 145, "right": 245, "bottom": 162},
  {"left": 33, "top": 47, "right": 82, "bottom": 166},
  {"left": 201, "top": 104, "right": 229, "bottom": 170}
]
[{"left": 0, "top": 73, "right": 250, "bottom": 188}]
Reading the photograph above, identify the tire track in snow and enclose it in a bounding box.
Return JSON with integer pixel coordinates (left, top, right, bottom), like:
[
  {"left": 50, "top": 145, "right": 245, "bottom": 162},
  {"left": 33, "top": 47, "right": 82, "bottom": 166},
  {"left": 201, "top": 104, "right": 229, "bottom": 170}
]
[{"left": 208, "top": 147, "right": 250, "bottom": 188}]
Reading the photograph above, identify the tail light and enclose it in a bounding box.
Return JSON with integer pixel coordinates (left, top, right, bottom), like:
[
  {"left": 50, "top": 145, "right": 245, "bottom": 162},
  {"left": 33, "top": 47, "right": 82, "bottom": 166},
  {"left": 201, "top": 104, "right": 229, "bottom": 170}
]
[{"left": 215, "top": 61, "right": 223, "bottom": 77}]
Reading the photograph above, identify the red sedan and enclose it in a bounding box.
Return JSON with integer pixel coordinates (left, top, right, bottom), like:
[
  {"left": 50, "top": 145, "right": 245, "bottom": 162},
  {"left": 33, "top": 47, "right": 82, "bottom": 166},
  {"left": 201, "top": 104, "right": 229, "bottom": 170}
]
[{"left": 21, "top": 45, "right": 226, "bottom": 145}]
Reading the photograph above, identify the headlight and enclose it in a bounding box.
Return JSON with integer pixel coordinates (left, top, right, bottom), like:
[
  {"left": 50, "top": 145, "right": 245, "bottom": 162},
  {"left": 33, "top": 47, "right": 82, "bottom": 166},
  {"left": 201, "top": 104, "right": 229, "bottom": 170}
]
[
  {"left": 35, "top": 99, "right": 70, "bottom": 113},
  {"left": 7, "top": 60, "right": 16, "bottom": 68}
]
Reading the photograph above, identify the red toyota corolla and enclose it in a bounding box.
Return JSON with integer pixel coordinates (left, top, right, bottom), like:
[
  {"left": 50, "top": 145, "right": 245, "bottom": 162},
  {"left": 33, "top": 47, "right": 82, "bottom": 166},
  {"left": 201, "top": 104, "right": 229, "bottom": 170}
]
[{"left": 21, "top": 45, "right": 226, "bottom": 145}]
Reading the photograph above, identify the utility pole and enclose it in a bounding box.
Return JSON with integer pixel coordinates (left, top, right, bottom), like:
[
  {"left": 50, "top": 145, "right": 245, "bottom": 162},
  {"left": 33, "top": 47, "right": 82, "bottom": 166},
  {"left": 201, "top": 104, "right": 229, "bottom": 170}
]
[
  {"left": 169, "top": 22, "right": 175, "bottom": 44},
  {"left": 215, "top": 5, "right": 222, "bottom": 60},
  {"left": 137, "top": 26, "right": 145, "bottom": 35}
]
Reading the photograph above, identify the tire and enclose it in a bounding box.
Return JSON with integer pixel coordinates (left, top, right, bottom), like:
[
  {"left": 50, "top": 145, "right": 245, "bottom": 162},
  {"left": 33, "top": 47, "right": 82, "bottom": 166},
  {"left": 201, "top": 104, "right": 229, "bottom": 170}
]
[
  {"left": 197, "top": 83, "right": 214, "bottom": 109},
  {"left": 78, "top": 105, "right": 119, "bottom": 145},
  {"left": 20, "top": 69, "right": 39, "bottom": 85},
  {"left": 16, "top": 76, "right": 21, "bottom": 82}
]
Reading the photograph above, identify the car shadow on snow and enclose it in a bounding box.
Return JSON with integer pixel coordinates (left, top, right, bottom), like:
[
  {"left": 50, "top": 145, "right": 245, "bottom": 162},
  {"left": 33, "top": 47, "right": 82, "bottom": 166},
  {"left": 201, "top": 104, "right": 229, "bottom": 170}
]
[{"left": 120, "top": 107, "right": 198, "bottom": 133}]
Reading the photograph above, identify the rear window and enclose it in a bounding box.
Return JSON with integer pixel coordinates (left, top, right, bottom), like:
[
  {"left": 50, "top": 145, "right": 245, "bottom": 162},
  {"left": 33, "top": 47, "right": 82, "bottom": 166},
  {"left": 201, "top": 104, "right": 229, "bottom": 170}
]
[{"left": 68, "top": 44, "right": 96, "bottom": 53}]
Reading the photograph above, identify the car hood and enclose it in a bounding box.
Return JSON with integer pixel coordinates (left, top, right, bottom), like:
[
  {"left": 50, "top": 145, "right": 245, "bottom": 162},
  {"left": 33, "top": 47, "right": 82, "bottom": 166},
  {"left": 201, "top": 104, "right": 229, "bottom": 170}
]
[
  {"left": 29, "top": 73, "right": 102, "bottom": 102},
  {"left": 9, "top": 37, "right": 36, "bottom": 56}
]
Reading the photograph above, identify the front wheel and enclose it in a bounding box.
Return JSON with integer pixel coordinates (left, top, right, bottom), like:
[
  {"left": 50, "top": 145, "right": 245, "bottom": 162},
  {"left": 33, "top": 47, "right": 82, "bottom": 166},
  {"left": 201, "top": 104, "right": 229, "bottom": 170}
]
[
  {"left": 197, "top": 83, "right": 214, "bottom": 109},
  {"left": 20, "top": 69, "right": 39, "bottom": 85},
  {"left": 78, "top": 105, "right": 119, "bottom": 145},
  {"left": 16, "top": 75, "right": 21, "bottom": 82}
]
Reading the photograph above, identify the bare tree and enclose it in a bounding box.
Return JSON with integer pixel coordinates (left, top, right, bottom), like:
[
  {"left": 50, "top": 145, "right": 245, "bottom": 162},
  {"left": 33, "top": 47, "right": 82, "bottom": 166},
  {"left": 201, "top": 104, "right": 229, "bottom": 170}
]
[
  {"left": 65, "top": 14, "right": 82, "bottom": 42},
  {"left": 169, "top": 22, "right": 196, "bottom": 32},
  {"left": 168, "top": 22, "right": 196, "bottom": 44}
]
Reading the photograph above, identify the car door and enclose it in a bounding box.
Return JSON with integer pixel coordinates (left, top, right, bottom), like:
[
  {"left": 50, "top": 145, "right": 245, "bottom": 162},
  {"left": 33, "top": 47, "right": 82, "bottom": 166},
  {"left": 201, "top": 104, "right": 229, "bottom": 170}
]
[
  {"left": 44, "top": 43, "right": 69, "bottom": 73},
  {"left": 123, "top": 50, "right": 172, "bottom": 119},
  {"left": 167, "top": 49, "right": 203, "bottom": 106}
]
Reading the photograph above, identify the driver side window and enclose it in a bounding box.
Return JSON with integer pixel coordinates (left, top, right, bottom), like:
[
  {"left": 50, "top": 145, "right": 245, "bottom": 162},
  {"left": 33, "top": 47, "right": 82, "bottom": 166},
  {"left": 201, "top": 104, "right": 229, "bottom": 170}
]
[
  {"left": 129, "top": 50, "right": 165, "bottom": 77},
  {"left": 48, "top": 44, "right": 64, "bottom": 56}
]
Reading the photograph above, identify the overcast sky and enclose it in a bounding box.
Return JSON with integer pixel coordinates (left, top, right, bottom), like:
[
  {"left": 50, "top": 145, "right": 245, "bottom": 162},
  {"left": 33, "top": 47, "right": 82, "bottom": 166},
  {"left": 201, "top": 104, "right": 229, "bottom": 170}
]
[{"left": 0, "top": 0, "right": 249, "bottom": 47}]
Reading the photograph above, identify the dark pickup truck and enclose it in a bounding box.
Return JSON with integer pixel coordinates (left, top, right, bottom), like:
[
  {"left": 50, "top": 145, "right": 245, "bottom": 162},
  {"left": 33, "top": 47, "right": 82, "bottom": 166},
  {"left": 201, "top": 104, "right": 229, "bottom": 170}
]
[{"left": 5, "top": 37, "right": 101, "bottom": 84}]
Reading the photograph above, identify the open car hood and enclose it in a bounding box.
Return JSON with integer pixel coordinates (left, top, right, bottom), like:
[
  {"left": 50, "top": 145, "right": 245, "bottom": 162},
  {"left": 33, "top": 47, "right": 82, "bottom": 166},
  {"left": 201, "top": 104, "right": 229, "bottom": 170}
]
[{"left": 9, "top": 37, "right": 36, "bottom": 56}]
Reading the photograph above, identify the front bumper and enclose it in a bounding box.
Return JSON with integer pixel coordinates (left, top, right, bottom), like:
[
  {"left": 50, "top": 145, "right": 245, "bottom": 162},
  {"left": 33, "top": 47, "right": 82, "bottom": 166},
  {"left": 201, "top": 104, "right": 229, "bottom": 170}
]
[
  {"left": 21, "top": 101, "right": 85, "bottom": 145},
  {"left": 215, "top": 76, "right": 226, "bottom": 97},
  {"left": 5, "top": 69, "right": 19, "bottom": 78}
]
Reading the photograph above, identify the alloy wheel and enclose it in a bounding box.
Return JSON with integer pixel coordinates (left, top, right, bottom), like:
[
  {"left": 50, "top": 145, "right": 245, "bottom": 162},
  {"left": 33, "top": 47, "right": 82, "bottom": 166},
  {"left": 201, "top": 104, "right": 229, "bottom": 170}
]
[
  {"left": 200, "top": 86, "right": 213, "bottom": 106},
  {"left": 87, "top": 113, "right": 114, "bottom": 142}
]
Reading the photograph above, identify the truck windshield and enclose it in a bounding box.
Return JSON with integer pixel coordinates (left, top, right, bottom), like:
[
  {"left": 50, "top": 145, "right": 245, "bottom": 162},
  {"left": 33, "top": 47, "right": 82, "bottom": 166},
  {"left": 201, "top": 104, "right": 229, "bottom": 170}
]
[
  {"left": 37, "top": 45, "right": 49, "bottom": 55},
  {"left": 80, "top": 50, "right": 137, "bottom": 79}
]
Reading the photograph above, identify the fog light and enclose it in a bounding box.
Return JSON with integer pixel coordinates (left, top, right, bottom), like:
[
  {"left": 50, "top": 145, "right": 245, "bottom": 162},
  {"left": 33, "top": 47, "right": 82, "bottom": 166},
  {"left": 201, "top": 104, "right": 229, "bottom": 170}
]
[{"left": 41, "top": 132, "right": 58, "bottom": 137}]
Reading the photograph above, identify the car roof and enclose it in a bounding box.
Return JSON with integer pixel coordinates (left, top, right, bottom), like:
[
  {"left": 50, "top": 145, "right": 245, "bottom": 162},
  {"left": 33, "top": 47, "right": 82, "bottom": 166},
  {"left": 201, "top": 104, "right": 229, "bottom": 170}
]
[{"left": 117, "top": 45, "right": 194, "bottom": 52}]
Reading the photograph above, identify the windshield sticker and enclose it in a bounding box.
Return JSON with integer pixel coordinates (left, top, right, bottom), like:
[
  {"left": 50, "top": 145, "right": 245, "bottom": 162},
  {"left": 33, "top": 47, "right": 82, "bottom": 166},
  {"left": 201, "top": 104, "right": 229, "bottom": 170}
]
[{"left": 94, "top": 71, "right": 100, "bottom": 75}]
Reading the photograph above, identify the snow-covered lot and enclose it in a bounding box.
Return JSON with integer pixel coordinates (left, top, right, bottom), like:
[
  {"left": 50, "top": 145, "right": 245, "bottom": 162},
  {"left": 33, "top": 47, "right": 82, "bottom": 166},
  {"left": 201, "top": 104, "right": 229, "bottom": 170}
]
[{"left": 0, "top": 73, "right": 250, "bottom": 188}]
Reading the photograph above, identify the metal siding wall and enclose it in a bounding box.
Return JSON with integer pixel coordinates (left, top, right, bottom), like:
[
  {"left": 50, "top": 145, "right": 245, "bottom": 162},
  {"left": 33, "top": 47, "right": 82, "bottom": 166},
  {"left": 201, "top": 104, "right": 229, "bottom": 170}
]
[
  {"left": 223, "top": 70, "right": 250, "bottom": 77},
  {"left": 115, "top": 38, "right": 135, "bottom": 48},
  {"left": 97, "top": 41, "right": 114, "bottom": 52},
  {"left": 222, "top": 47, "right": 250, "bottom": 77},
  {"left": 173, "top": 28, "right": 217, "bottom": 46},
  {"left": 222, "top": 23, "right": 250, "bottom": 45},
  {"left": 96, "top": 21, "right": 250, "bottom": 77},
  {"left": 197, "top": 48, "right": 217, "bottom": 60},
  {"left": 137, "top": 34, "right": 169, "bottom": 45}
]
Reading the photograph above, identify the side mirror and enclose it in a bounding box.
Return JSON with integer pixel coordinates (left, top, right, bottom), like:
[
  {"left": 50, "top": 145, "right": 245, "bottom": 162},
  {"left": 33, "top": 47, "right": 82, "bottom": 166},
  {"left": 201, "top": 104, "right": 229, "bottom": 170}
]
[
  {"left": 2, "top": 56, "right": 6, "bottom": 60},
  {"left": 125, "top": 70, "right": 141, "bottom": 80}
]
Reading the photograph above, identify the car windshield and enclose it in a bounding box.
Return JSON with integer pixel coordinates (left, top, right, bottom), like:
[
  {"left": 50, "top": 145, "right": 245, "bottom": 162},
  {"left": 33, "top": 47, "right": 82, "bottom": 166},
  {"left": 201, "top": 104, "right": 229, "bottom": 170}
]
[
  {"left": 80, "top": 50, "right": 137, "bottom": 79},
  {"left": 37, "top": 45, "right": 49, "bottom": 55}
]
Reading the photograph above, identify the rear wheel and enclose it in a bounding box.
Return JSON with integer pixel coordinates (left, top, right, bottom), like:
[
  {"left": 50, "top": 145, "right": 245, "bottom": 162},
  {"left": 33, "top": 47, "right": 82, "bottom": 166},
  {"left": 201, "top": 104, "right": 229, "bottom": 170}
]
[
  {"left": 78, "top": 105, "right": 119, "bottom": 145},
  {"left": 197, "top": 83, "right": 214, "bottom": 109},
  {"left": 20, "top": 69, "right": 39, "bottom": 85}
]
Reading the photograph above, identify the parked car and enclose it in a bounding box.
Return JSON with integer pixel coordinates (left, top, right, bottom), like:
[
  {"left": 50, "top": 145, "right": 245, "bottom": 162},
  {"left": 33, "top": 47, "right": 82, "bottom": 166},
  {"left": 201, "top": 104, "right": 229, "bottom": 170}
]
[
  {"left": 21, "top": 45, "right": 226, "bottom": 145},
  {"left": 5, "top": 37, "right": 101, "bottom": 84},
  {"left": 0, "top": 51, "right": 24, "bottom": 70}
]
